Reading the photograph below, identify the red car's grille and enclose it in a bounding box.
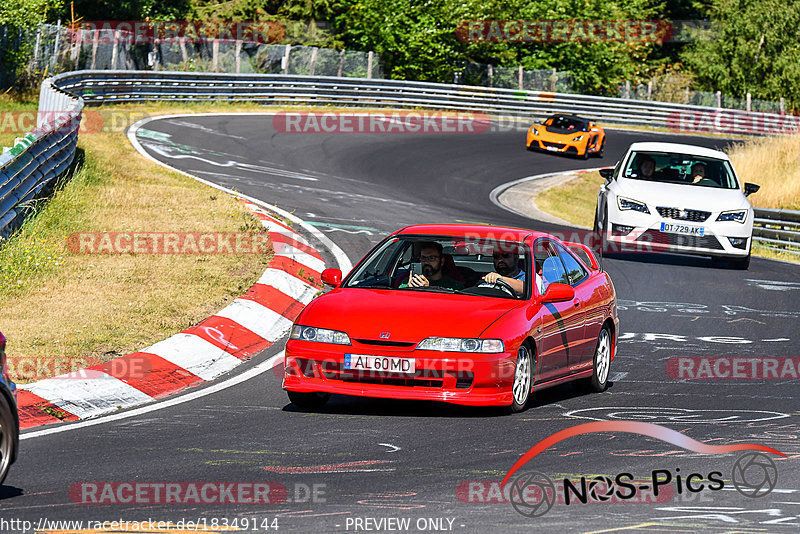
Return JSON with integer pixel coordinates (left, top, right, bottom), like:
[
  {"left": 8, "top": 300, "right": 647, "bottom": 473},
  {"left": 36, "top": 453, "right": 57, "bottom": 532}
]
[{"left": 353, "top": 339, "right": 416, "bottom": 348}]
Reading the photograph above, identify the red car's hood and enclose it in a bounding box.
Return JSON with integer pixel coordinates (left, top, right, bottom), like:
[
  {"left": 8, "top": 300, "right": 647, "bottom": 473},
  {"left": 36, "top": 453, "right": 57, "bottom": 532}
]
[{"left": 298, "top": 289, "right": 524, "bottom": 342}]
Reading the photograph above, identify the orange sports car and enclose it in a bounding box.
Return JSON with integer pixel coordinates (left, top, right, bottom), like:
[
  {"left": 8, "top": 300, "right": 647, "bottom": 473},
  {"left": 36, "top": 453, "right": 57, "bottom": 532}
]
[{"left": 526, "top": 114, "right": 605, "bottom": 159}]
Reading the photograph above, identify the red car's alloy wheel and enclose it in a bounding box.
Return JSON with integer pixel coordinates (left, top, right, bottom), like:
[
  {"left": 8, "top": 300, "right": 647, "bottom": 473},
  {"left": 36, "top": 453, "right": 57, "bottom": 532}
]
[{"left": 510, "top": 345, "right": 533, "bottom": 412}]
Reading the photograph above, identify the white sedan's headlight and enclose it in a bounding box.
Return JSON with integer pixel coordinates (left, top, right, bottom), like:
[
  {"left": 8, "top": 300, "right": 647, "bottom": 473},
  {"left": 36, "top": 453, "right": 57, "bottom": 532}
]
[
  {"left": 417, "top": 337, "right": 504, "bottom": 353},
  {"left": 290, "top": 325, "right": 351, "bottom": 345},
  {"left": 617, "top": 196, "right": 650, "bottom": 214},
  {"left": 716, "top": 209, "right": 747, "bottom": 223}
]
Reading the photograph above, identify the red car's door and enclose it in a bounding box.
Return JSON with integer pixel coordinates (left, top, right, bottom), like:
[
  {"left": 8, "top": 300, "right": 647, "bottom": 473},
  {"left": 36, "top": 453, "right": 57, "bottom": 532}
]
[{"left": 535, "top": 246, "right": 585, "bottom": 381}]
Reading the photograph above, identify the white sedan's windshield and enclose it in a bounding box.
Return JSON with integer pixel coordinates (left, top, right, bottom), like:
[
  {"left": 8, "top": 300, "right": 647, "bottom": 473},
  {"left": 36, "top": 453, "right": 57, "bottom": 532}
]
[{"left": 623, "top": 151, "right": 739, "bottom": 189}]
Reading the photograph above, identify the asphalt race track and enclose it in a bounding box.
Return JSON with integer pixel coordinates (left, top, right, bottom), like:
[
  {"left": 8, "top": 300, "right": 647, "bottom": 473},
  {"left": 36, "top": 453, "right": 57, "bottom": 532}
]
[{"left": 4, "top": 115, "right": 800, "bottom": 533}]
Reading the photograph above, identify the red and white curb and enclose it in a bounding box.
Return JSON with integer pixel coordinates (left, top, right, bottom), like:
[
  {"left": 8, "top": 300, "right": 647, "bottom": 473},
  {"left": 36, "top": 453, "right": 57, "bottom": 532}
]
[{"left": 17, "top": 200, "right": 327, "bottom": 429}]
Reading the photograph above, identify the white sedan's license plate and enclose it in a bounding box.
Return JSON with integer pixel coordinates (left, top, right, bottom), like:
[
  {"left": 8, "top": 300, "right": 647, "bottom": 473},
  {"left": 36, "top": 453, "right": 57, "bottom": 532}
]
[
  {"left": 660, "top": 222, "right": 705, "bottom": 236},
  {"left": 344, "top": 354, "right": 415, "bottom": 374}
]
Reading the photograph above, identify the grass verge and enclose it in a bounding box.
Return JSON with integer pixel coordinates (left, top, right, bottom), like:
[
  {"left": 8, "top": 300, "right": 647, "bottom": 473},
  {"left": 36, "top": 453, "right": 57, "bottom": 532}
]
[{"left": 0, "top": 102, "right": 273, "bottom": 383}]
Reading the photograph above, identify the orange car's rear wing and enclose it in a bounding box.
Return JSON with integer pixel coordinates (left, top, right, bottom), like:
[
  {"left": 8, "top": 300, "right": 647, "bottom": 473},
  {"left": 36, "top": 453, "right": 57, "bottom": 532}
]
[{"left": 565, "top": 241, "right": 600, "bottom": 271}]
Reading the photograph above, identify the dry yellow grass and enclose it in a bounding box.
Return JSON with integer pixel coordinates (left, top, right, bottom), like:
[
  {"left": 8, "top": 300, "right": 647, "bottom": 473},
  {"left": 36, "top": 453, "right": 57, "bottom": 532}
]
[
  {"left": 535, "top": 172, "right": 603, "bottom": 228},
  {"left": 727, "top": 134, "right": 800, "bottom": 210},
  {"left": 0, "top": 111, "right": 272, "bottom": 382}
]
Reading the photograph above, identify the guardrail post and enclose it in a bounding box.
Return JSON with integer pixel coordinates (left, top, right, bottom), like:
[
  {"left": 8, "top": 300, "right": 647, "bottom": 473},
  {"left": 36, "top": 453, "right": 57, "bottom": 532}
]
[
  {"left": 212, "top": 39, "right": 219, "bottom": 72},
  {"left": 309, "top": 47, "right": 318, "bottom": 76},
  {"left": 624, "top": 80, "right": 630, "bottom": 99},
  {"left": 780, "top": 97, "right": 785, "bottom": 114},
  {"left": 283, "top": 45, "right": 291, "bottom": 74},
  {"left": 235, "top": 40, "right": 242, "bottom": 73},
  {"left": 34, "top": 27, "right": 42, "bottom": 65},
  {"left": 715, "top": 90, "right": 721, "bottom": 108},
  {"left": 488, "top": 64, "right": 493, "bottom": 88},
  {"left": 52, "top": 19, "right": 62, "bottom": 71},
  {"left": 646, "top": 81, "right": 652, "bottom": 100},
  {"left": 746, "top": 92, "right": 751, "bottom": 112},
  {"left": 111, "top": 30, "right": 119, "bottom": 69},
  {"left": 550, "top": 68, "right": 556, "bottom": 91},
  {"left": 179, "top": 38, "right": 188, "bottom": 69},
  {"left": 518, "top": 65, "right": 523, "bottom": 90},
  {"left": 337, "top": 49, "right": 344, "bottom": 77},
  {"left": 90, "top": 31, "right": 99, "bottom": 69},
  {"left": 367, "top": 51, "right": 373, "bottom": 79},
  {"left": 71, "top": 28, "right": 81, "bottom": 69}
]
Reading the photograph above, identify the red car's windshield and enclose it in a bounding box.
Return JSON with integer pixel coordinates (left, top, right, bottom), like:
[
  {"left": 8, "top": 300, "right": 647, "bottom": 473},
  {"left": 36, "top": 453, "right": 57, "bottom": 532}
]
[{"left": 344, "top": 235, "right": 531, "bottom": 299}]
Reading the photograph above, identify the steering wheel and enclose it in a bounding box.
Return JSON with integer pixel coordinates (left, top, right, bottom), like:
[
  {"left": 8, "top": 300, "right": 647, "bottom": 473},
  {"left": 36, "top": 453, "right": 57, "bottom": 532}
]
[{"left": 477, "top": 278, "right": 517, "bottom": 298}]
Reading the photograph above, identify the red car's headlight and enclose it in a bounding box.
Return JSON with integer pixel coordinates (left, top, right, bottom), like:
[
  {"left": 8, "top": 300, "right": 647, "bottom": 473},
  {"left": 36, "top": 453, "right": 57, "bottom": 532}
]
[
  {"left": 417, "top": 337, "right": 504, "bottom": 353},
  {"left": 290, "top": 325, "right": 351, "bottom": 345}
]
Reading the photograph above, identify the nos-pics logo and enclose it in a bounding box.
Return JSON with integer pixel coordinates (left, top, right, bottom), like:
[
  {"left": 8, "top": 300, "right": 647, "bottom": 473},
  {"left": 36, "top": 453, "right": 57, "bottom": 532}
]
[{"left": 502, "top": 421, "right": 783, "bottom": 518}]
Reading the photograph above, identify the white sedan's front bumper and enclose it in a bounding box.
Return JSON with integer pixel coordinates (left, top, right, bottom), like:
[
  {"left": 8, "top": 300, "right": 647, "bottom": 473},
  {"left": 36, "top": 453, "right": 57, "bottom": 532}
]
[{"left": 606, "top": 201, "right": 752, "bottom": 258}]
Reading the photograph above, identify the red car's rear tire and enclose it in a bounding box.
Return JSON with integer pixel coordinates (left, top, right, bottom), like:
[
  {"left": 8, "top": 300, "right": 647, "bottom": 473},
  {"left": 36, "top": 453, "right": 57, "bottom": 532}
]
[
  {"left": 582, "top": 326, "right": 611, "bottom": 393},
  {"left": 508, "top": 344, "right": 534, "bottom": 413}
]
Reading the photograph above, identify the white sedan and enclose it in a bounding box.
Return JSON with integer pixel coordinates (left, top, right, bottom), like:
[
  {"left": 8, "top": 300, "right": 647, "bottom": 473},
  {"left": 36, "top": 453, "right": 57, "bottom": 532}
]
[{"left": 594, "top": 142, "right": 760, "bottom": 269}]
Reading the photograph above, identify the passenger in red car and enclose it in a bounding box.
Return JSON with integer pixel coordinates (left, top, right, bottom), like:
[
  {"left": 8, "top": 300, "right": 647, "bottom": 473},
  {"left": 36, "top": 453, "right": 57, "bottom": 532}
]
[{"left": 402, "top": 242, "right": 464, "bottom": 290}]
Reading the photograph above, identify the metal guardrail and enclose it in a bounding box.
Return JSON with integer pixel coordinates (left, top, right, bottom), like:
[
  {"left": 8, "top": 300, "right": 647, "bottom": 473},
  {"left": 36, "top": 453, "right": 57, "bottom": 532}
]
[
  {"left": 49, "top": 70, "right": 795, "bottom": 133},
  {"left": 753, "top": 208, "right": 800, "bottom": 256},
  {"left": 1, "top": 69, "right": 798, "bottom": 256},
  {"left": 0, "top": 78, "right": 82, "bottom": 237}
]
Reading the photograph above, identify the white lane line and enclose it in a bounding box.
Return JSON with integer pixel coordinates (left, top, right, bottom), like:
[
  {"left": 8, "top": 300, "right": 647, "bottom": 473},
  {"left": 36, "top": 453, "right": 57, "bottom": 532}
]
[
  {"left": 22, "top": 352, "right": 285, "bottom": 440},
  {"left": 215, "top": 298, "right": 293, "bottom": 341},
  {"left": 609, "top": 372, "right": 628, "bottom": 382},
  {"left": 142, "top": 333, "right": 243, "bottom": 381}
]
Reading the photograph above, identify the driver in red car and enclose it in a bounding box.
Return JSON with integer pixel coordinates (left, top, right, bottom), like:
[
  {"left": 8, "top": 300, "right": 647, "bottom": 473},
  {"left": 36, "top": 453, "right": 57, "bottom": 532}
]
[
  {"left": 403, "top": 242, "right": 464, "bottom": 290},
  {"left": 482, "top": 246, "right": 526, "bottom": 295}
]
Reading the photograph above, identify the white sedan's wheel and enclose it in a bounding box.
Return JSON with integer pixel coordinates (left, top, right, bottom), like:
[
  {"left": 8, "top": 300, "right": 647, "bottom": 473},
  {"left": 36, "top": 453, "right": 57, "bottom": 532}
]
[{"left": 510, "top": 345, "right": 533, "bottom": 413}]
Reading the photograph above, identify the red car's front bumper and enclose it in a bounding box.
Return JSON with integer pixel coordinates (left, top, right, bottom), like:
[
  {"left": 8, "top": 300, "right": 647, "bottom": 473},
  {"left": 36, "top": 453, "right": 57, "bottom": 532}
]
[{"left": 283, "top": 340, "right": 517, "bottom": 406}]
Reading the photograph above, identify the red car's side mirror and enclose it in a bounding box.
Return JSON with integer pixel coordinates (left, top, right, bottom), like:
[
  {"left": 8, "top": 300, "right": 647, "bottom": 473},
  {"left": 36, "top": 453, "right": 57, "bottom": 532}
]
[
  {"left": 321, "top": 268, "right": 342, "bottom": 287},
  {"left": 540, "top": 283, "right": 575, "bottom": 303}
]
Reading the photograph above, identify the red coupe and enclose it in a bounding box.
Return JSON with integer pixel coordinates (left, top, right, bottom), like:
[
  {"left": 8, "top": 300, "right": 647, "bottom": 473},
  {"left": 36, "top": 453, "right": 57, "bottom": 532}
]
[{"left": 283, "top": 225, "right": 619, "bottom": 412}]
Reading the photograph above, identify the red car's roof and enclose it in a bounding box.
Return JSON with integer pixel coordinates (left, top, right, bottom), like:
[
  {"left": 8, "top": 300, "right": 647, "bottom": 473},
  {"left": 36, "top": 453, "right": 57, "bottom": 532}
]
[{"left": 393, "top": 224, "right": 548, "bottom": 241}]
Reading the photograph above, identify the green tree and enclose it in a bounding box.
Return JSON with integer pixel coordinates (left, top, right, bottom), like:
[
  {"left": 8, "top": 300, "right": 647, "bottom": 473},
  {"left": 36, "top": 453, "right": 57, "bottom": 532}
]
[{"left": 682, "top": 0, "right": 800, "bottom": 109}]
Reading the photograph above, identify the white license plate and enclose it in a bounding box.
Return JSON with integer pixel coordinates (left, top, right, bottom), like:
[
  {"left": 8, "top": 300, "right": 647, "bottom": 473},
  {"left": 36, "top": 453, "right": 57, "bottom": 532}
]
[
  {"left": 660, "top": 222, "right": 705, "bottom": 236},
  {"left": 545, "top": 146, "right": 559, "bottom": 152},
  {"left": 344, "top": 354, "right": 416, "bottom": 374}
]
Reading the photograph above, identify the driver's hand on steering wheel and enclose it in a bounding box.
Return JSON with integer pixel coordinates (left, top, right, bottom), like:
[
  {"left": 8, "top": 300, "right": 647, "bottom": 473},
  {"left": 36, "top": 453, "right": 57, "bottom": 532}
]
[
  {"left": 483, "top": 272, "right": 503, "bottom": 285},
  {"left": 408, "top": 274, "right": 430, "bottom": 287}
]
